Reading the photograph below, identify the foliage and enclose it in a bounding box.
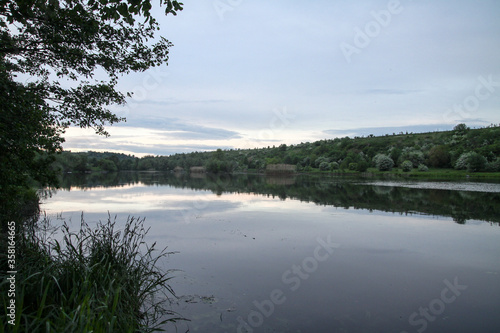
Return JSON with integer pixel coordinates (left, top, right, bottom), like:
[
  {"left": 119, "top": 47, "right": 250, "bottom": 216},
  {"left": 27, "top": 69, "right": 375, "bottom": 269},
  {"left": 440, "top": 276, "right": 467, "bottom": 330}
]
[
  {"left": 401, "top": 160, "right": 413, "bottom": 172},
  {"left": 454, "top": 152, "right": 487, "bottom": 172},
  {"left": 373, "top": 154, "right": 394, "bottom": 171},
  {"left": 0, "top": 0, "right": 182, "bottom": 202},
  {"left": 1, "top": 214, "right": 183, "bottom": 331},
  {"left": 399, "top": 148, "right": 425, "bottom": 167},
  {"left": 418, "top": 164, "right": 429, "bottom": 172},
  {"left": 356, "top": 160, "right": 369, "bottom": 172},
  {"left": 453, "top": 123, "right": 470, "bottom": 135},
  {"left": 348, "top": 163, "right": 358, "bottom": 171},
  {"left": 56, "top": 125, "right": 500, "bottom": 176},
  {"left": 486, "top": 158, "right": 500, "bottom": 172},
  {"left": 428, "top": 145, "right": 451, "bottom": 168},
  {"left": 466, "top": 152, "right": 487, "bottom": 172},
  {"left": 315, "top": 156, "right": 330, "bottom": 168},
  {"left": 319, "top": 161, "right": 331, "bottom": 171},
  {"left": 0, "top": 59, "right": 63, "bottom": 211},
  {"left": 454, "top": 152, "right": 473, "bottom": 170}
]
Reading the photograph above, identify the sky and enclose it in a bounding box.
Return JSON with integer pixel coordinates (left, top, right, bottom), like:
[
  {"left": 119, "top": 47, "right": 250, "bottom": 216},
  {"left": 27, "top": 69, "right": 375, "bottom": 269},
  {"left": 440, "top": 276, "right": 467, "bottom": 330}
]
[{"left": 63, "top": 0, "right": 500, "bottom": 157}]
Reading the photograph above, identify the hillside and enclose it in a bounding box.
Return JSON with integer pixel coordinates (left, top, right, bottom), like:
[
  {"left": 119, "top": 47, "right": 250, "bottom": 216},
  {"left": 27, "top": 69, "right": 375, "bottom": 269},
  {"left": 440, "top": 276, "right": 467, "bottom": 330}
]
[{"left": 54, "top": 124, "right": 500, "bottom": 174}]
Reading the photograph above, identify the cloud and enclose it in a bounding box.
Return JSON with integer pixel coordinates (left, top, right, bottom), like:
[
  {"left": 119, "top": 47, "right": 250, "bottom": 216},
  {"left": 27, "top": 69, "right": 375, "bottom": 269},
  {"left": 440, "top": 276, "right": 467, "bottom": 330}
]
[
  {"left": 65, "top": 138, "right": 234, "bottom": 156},
  {"left": 117, "top": 117, "right": 242, "bottom": 140},
  {"left": 362, "top": 89, "right": 423, "bottom": 95},
  {"left": 61, "top": 1, "right": 500, "bottom": 156},
  {"left": 323, "top": 124, "right": 456, "bottom": 138},
  {"left": 62, "top": 125, "right": 239, "bottom": 156}
]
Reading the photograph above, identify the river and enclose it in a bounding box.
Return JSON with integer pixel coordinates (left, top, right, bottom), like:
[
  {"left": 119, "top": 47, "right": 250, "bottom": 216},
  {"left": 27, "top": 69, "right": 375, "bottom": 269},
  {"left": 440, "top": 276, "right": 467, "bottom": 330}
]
[{"left": 41, "top": 172, "right": 500, "bottom": 332}]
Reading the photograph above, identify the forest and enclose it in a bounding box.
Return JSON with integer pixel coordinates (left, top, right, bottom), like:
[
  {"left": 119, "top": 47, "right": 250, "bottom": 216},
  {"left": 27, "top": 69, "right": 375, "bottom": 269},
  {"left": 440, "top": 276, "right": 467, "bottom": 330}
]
[{"left": 54, "top": 123, "right": 500, "bottom": 175}]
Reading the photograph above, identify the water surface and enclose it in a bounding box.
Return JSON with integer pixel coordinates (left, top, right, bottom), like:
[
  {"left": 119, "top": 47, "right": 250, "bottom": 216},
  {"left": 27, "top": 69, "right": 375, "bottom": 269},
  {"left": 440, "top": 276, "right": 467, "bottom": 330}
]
[{"left": 41, "top": 173, "right": 500, "bottom": 332}]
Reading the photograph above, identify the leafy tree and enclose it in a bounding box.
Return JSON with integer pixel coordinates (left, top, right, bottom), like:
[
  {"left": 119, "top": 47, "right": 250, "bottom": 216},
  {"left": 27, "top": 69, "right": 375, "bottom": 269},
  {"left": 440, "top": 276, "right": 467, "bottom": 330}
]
[
  {"left": 389, "top": 148, "right": 401, "bottom": 167},
  {"left": 454, "top": 151, "right": 487, "bottom": 172},
  {"left": 418, "top": 164, "right": 429, "bottom": 172},
  {"left": 399, "top": 148, "right": 425, "bottom": 167},
  {"left": 356, "top": 160, "right": 369, "bottom": 172},
  {"left": 486, "top": 158, "right": 500, "bottom": 172},
  {"left": 428, "top": 145, "right": 450, "bottom": 168},
  {"left": 454, "top": 152, "right": 473, "bottom": 170},
  {"left": 73, "top": 154, "right": 90, "bottom": 173},
  {"left": 314, "top": 156, "right": 330, "bottom": 168},
  {"left": 348, "top": 162, "right": 358, "bottom": 171},
  {"left": 339, "top": 156, "right": 353, "bottom": 171},
  {"left": 98, "top": 158, "right": 118, "bottom": 172},
  {"left": 467, "top": 152, "right": 487, "bottom": 172},
  {"left": 0, "top": 0, "right": 183, "bottom": 203},
  {"left": 401, "top": 160, "right": 413, "bottom": 172},
  {"left": 373, "top": 154, "right": 394, "bottom": 171},
  {"left": 319, "top": 161, "right": 330, "bottom": 171},
  {"left": 119, "top": 158, "right": 137, "bottom": 171},
  {"left": 454, "top": 123, "right": 469, "bottom": 135},
  {"left": 1, "top": 59, "right": 62, "bottom": 218}
]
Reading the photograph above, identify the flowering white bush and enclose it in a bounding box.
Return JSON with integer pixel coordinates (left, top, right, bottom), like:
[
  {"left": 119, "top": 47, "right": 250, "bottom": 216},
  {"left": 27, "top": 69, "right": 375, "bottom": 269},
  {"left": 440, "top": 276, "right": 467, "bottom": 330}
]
[
  {"left": 373, "top": 154, "right": 394, "bottom": 171},
  {"left": 454, "top": 152, "right": 473, "bottom": 170}
]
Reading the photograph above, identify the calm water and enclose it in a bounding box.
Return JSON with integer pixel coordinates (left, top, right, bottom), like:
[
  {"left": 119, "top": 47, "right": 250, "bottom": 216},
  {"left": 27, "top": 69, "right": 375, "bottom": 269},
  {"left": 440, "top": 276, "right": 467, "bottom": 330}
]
[{"left": 41, "top": 172, "right": 500, "bottom": 332}]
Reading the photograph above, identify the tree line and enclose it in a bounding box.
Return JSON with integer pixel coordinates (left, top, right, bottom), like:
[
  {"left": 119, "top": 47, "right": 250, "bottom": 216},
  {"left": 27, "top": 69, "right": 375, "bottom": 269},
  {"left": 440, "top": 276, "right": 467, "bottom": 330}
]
[{"left": 55, "top": 123, "right": 500, "bottom": 174}]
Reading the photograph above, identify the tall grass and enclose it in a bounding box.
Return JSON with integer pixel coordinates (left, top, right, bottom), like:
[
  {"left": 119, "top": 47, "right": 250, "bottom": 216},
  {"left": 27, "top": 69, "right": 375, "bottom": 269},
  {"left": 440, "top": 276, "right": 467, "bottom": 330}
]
[{"left": 1, "top": 213, "right": 184, "bottom": 332}]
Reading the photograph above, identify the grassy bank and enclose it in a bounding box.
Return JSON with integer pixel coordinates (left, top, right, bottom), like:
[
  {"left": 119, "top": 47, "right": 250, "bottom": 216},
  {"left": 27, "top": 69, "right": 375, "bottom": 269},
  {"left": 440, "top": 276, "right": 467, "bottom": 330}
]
[
  {"left": 1, "top": 212, "right": 183, "bottom": 332},
  {"left": 297, "top": 167, "right": 500, "bottom": 180},
  {"left": 362, "top": 168, "right": 500, "bottom": 179}
]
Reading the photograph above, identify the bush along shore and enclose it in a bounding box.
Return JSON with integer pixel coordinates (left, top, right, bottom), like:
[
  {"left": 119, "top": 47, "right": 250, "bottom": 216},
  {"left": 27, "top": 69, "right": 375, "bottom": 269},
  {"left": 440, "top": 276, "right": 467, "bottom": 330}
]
[
  {"left": 51, "top": 124, "right": 500, "bottom": 177},
  {"left": 0, "top": 206, "right": 184, "bottom": 332}
]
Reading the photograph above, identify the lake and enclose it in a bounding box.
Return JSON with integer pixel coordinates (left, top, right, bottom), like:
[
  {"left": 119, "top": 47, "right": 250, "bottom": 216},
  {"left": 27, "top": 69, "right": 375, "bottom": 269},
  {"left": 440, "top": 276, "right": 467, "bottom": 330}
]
[{"left": 41, "top": 172, "right": 500, "bottom": 332}]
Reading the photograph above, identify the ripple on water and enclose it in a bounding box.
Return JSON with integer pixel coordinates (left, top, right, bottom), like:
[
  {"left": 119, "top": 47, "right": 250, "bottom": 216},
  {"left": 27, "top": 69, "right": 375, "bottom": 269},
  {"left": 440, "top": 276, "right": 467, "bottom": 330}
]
[{"left": 359, "top": 181, "right": 500, "bottom": 193}]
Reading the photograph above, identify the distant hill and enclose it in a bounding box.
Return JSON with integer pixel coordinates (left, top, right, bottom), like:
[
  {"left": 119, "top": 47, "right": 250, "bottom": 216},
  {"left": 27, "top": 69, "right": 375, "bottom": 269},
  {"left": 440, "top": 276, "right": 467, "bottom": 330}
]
[{"left": 55, "top": 124, "right": 500, "bottom": 174}]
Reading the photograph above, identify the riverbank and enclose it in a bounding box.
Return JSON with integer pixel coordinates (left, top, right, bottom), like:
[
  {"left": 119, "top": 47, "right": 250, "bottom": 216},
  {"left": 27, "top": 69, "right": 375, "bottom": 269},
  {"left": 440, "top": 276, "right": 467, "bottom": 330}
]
[
  {"left": 1, "top": 197, "right": 183, "bottom": 331},
  {"left": 300, "top": 168, "right": 500, "bottom": 180}
]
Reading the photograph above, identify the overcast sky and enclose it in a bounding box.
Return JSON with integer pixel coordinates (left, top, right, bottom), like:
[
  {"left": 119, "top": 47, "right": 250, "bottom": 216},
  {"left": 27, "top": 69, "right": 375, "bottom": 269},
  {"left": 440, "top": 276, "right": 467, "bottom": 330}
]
[{"left": 64, "top": 0, "right": 500, "bottom": 157}]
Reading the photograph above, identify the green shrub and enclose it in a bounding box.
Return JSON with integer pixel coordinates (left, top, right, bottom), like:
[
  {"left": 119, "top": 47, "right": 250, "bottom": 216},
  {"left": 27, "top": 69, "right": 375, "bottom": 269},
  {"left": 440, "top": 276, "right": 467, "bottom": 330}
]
[
  {"left": 455, "top": 152, "right": 487, "bottom": 172},
  {"left": 315, "top": 156, "right": 330, "bottom": 168},
  {"left": 357, "top": 161, "right": 369, "bottom": 172},
  {"left": 373, "top": 154, "right": 394, "bottom": 171},
  {"left": 467, "top": 152, "right": 487, "bottom": 172},
  {"left": 428, "top": 145, "right": 451, "bottom": 168},
  {"left": 401, "top": 160, "right": 413, "bottom": 172},
  {"left": 418, "top": 164, "right": 429, "bottom": 172},
  {"left": 319, "top": 161, "right": 330, "bottom": 171},
  {"left": 486, "top": 158, "right": 500, "bottom": 172},
  {"left": 454, "top": 152, "right": 473, "bottom": 170},
  {"left": 399, "top": 148, "right": 425, "bottom": 167}
]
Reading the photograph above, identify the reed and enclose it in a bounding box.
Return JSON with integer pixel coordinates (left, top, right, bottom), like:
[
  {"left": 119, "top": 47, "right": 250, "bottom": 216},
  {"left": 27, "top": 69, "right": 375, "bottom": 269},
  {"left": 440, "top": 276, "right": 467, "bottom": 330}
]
[{"left": 1, "top": 213, "right": 184, "bottom": 332}]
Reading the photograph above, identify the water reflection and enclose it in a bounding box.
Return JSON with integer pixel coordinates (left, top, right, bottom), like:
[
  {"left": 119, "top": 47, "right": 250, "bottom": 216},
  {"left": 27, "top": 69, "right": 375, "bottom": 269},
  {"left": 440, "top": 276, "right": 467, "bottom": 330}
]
[
  {"left": 54, "top": 172, "right": 500, "bottom": 225},
  {"left": 42, "top": 172, "right": 500, "bottom": 332}
]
